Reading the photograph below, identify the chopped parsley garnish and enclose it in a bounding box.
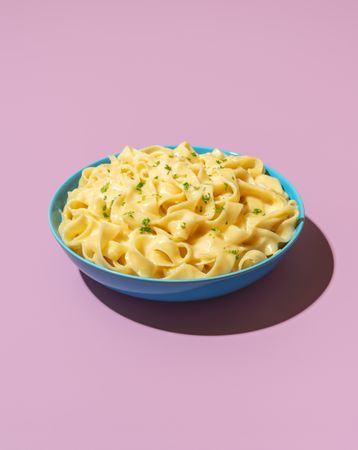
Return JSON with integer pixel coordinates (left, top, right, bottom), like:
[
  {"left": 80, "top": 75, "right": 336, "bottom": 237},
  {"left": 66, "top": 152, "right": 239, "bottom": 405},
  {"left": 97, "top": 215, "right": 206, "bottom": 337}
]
[
  {"left": 136, "top": 181, "right": 145, "bottom": 193},
  {"left": 201, "top": 193, "right": 211, "bottom": 204},
  {"left": 110, "top": 199, "right": 115, "bottom": 209},
  {"left": 142, "top": 217, "right": 150, "bottom": 226},
  {"left": 103, "top": 195, "right": 107, "bottom": 200},
  {"left": 183, "top": 182, "right": 190, "bottom": 191},
  {"left": 101, "top": 183, "right": 110, "bottom": 193},
  {"left": 228, "top": 249, "right": 240, "bottom": 260},
  {"left": 107, "top": 169, "right": 110, "bottom": 173},
  {"left": 224, "top": 182, "right": 229, "bottom": 191},
  {"left": 102, "top": 204, "right": 107, "bottom": 211},
  {"left": 191, "top": 152, "right": 197, "bottom": 157},
  {"left": 216, "top": 160, "right": 222, "bottom": 165},
  {"left": 140, "top": 217, "right": 154, "bottom": 234},
  {"left": 154, "top": 175, "right": 159, "bottom": 179},
  {"left": 253, "top": 208, "right": 262, "bottom": 215},
  {"left": 139, "top": 226, "right": 154, "bottom": 234},
  {"left": 153, "top": 161, "right": 160, "bottom": 167},
  {"left": 211, "top": 227, "right": 219, "bottom": 232},
  {"left": 215, "top": 206, "right": 224, "bottom": 213},
  {"left": 181, "top": 222, "right": 186, "bottom": 229},
  {"left": 173, "top": 174, "right": 178, "bottom": 179},
  {"left": 103, "top": 212, "right": 110, "bottom": 218},
  {"left": 164, "top": 164, "right": 172, "bottom": 174},
  {"left": 124, "top": 211, "right": 135, "bottom": 218}
]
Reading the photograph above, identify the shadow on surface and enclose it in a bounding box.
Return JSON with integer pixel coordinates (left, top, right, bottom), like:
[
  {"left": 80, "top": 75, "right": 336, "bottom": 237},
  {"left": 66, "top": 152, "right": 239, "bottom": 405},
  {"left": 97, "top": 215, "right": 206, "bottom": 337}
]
[{"left": 81, "top": 218, "right": 334, "bottom": 335}]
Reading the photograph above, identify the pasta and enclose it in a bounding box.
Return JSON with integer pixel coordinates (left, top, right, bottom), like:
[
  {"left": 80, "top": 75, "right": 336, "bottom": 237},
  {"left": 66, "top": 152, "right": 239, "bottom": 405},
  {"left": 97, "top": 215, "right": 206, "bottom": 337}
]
[{"left": 59, "top": 142, "right": 299, "bottom": 279}]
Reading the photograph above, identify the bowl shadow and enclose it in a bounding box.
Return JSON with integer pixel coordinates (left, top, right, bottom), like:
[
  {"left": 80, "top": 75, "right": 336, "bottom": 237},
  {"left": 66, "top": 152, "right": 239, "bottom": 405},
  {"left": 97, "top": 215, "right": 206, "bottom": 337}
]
[{"left": 80, "top": 217, "right": 334, "bottom": 335}]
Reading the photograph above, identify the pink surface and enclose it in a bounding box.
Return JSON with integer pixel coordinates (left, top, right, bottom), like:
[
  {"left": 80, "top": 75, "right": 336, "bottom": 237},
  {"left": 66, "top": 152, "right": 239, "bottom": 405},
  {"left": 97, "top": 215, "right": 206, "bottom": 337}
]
[{"left": 1, "top": 1, "right": 357, "bottom": 449}]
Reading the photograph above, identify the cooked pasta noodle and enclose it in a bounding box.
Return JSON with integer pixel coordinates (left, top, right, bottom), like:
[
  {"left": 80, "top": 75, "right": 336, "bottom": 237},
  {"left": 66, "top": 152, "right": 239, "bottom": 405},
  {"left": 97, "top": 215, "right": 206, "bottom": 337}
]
[{"left": 59, "top": 142, "right": 299, "bottom": 279}]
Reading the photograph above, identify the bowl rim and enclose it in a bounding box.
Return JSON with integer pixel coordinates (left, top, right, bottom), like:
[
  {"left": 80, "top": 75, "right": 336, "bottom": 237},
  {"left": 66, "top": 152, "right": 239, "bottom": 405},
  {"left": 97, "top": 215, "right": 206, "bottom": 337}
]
[{"left": 48, "top": 145, "right": 305, "bottom": 283}]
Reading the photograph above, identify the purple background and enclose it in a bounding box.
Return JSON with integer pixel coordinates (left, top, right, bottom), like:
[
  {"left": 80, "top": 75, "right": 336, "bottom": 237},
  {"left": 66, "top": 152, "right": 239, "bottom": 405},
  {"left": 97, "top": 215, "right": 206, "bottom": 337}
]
[{"left": 1, "top": 1, "right": 357, "bottom": 449}]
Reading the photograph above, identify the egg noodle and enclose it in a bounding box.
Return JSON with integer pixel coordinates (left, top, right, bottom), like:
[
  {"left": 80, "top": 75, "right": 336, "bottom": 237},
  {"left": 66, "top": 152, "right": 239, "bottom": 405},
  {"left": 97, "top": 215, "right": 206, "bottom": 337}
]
[{"left": 59, "top": 142, "right": 299, "bottom": 279}]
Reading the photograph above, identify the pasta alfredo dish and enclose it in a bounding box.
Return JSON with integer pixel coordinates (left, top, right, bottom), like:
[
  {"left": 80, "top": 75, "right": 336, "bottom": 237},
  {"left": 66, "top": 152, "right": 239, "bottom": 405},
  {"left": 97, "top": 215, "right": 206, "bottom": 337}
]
[{"left": 59, "top": 142, "right": 299, "bottom": 279}]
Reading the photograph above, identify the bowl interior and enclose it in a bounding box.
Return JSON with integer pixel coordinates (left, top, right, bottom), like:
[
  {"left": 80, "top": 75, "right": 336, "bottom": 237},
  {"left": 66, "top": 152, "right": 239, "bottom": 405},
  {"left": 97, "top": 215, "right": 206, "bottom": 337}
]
[{"left": 49, "top": 146, "right": 305, "bottom": 282}]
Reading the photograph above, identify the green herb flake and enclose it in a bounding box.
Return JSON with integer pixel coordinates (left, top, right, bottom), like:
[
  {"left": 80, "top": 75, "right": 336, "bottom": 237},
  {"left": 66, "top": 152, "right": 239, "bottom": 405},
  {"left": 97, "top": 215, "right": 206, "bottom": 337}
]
[
  {"left": 211, "top": 227, "right": 219, "bottom": 232},
  {"left": 136, "top": 181, "right": 145, "bottom": 193},
  {"left": 154, "top": 176, "right": 159, "bottom": 180},
  {"left": 103, "top": 212, "right": 110, "bottom": 218},
  {"left": 215, "top": 206, "right": 224, "bottom": 213},
  {"left": 173, "top": 174, "right": 178, "bottom": 179},
  {"left": 191, "top": 152, "right": 197, "bottom": 157},
  {"left": 101, "top": 183, "right": 110, "bottom": 193},
  {"left": 253, "top": 208, "right": 262, "bottom": 215},
  {"left": 142, "top": 217, "right": 150, "bottom": 226},
  {"left": 164, "top": 164, "right": 172, "bottom": 174},
  {"left": 183, "top": 182, "right": 190, "bottom": 191},
  {"left": 181, "top": 222, "right": 186, "bottom": 229},
  {"left": 216, "top": 160, "right": 222, "bottom": 165},
  {"left": 224, "top": 182, "right": 229, "bottom": 191},
  {"left": 139, "top": 220, "right": 154, "bottom": 234},
  {"left": 201, "top": 193, "right": 211, "bottom": 204},
  {"left": 227, "top": 249, "right": 240, "bottom": 260},
  {"left": 153, "top": 161, "right": 160, "bottom": 167},
  {"left": 140, "top": 226, "right": 154, "bottom": 234},
  {"left": 124, "top": 210, "right": 135, "bottom": 218}
]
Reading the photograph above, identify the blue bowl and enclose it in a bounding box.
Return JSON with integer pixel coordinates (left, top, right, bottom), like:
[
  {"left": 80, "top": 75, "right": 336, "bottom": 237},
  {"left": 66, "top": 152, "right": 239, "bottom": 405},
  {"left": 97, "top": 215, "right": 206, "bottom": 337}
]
[{"left": 49, "top": 146, "right": 305, "bottom": 301}]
